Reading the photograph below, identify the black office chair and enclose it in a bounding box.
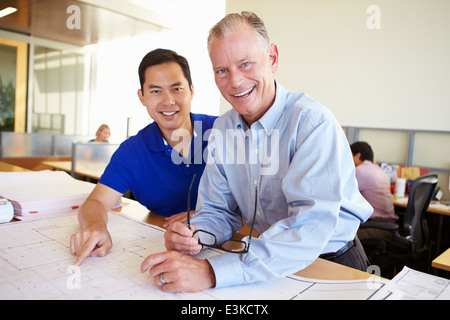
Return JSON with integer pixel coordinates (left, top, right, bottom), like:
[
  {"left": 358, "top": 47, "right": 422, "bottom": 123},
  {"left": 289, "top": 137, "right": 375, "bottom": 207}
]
[{"left": 359, "top": 173, "right": 438, "bottom": 278}]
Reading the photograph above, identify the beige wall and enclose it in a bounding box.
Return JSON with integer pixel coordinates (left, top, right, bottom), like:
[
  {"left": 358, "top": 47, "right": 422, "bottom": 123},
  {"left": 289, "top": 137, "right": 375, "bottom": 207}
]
[{"left": 223, "top": 0, "right": 450, "bottom": 132}]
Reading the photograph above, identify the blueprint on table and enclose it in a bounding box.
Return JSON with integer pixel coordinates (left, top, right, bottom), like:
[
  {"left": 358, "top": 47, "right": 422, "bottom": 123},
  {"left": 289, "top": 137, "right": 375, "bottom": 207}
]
[{"left": 0, "top": 212, "right": 391, "bottom": 300}]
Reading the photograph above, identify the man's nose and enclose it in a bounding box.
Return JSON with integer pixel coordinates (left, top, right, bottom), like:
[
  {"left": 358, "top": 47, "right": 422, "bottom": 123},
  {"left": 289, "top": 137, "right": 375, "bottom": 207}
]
[
  {"left": 229, "top": 69, "right": 245, "bottom": 88},
  {"left": 162, "top": 91, "right": 175, "bottom": 106}
]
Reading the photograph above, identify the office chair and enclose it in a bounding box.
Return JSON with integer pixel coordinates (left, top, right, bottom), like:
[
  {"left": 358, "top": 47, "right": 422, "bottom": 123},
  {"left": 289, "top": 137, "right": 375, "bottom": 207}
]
[{"left": 359, "top": 173, "right": 438, "bottom": 278}]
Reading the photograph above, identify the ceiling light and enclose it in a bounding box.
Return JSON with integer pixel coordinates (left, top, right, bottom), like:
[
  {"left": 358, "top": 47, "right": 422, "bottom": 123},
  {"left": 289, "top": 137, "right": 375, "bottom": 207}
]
[{"left": 0, "top": 7, "right": 18, "bottom": 19}]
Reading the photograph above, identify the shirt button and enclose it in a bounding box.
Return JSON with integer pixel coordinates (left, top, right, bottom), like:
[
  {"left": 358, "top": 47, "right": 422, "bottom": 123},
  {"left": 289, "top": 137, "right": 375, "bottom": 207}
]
[
  {"left": 257, "top": 211, "right": 261, "bottom": 216},
  {"left": 253, "top": 180, "right": 258, "bottom": 185},
  {"left": 186, "top": 164, "right": 190, "bottom": 168}
]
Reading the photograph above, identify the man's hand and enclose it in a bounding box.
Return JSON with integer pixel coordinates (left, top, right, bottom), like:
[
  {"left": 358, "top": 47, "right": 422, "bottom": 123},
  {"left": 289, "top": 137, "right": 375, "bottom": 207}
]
[
  {"left": 69, "top": 183, "right": 120, "bottom": 266},
  {"left": 141, "top": 250, "right": 216, "bottom": 292},
  {"left": 164, "top": 221, "right": 202, "bottom": 255},
  {"left": 69, "top": 223, "right": 113, "bottom": 266},
  {"left": 162, "top": 211, "right": 189, "bottom": 228}
]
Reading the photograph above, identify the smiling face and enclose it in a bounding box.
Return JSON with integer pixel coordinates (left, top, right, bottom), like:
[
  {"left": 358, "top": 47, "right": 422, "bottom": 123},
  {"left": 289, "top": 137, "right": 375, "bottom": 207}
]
[
  {"left": 138, "top": 61, "right": 194, "bottom": 141},
  {"left": 208, "top": 22, "right": 279, "bottom": 126}
]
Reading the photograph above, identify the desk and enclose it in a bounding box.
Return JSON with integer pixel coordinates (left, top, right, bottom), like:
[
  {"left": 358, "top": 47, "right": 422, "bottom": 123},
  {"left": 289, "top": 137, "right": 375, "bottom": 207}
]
[
  {"left": 296, "top": 255, "right": 373, "bottom": 280},
  {"left": 42, "top": 160, "right": 105, "bottom": 180},
  {"left": 432, "top": 248, "right": 450, "bottom": 272},
  {"left": 42, "top": 160, "right": 71, "bottom": 173},
  {"left": 0, "top": 161, "right": 29, "bottom": 172},
  {"left": 393, "top": 196, "right": 450, "bottom": 216}
]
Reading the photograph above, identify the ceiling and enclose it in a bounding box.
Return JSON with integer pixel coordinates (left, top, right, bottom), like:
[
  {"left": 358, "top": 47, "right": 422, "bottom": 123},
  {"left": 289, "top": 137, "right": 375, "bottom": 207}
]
[{"left": 0, "top": 0, "right": 170, "bottom": 46}]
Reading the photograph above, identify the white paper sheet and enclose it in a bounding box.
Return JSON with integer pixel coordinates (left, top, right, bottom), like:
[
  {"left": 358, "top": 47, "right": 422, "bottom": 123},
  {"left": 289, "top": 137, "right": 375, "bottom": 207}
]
[
  {"left": 0, "top": 212, "right": 394, "bottom": 300},
  {"left": 375, "top": 266, "right": 450, "bottom": 300},
  {"left": 0, "top": 170, "right": 94, "bottom": 218}
]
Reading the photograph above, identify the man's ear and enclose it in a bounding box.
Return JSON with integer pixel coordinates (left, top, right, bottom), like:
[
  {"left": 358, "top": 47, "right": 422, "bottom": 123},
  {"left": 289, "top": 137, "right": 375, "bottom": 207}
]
[
  {"left": 268, "top": 43, "right": 279, "bottom": 73},
  {"left": 137, "top": 89, "right": 145, "bottom": 105},
  {"left": 190, "top": 84, "right": 194, "bottom": 100}
]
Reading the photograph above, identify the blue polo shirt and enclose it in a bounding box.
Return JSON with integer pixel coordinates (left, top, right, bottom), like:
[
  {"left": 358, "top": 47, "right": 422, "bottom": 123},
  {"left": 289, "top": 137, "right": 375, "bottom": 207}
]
[{"left": 99, "top": 113, "right": 217, "bottom": 217}]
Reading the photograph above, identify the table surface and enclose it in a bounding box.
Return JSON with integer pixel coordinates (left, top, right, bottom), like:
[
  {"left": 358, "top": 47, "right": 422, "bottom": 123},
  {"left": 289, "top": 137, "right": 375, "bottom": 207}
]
[
  {"left": 432, "top": 248, "right": 450, "bottom": 272},
  {"left": 41, "top": 160, "right": 71, "bottom": 172},
  {"left": 393, "top": 196, "right": 450, "bottom": 216},
  {"left": 0, "top": 161, "right": 30, "bottom": 172},
  {"left": 42, "top": 160, "right": 105, "bottom": 180}
]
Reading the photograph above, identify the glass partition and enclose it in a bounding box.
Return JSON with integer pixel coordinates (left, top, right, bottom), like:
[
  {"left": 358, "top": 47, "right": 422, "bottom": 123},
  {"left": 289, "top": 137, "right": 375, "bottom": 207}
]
[
  {"left": 0, "top": 132, "right": 90, "bottom": 159},
  {"left": 71, "top": 142, "right": 119, "bottom": 174},
  {"left": 358, "top": 129, "right": 409, "bottom": 165},
  {"left": 412, "top": 132, "right": 450, "bottom": 170},
  {"left": 53, "top": 134, "right": 89, "bottom": 157},
  {"left": 0, "top": 132, "right": 52, "bottom": 158}
]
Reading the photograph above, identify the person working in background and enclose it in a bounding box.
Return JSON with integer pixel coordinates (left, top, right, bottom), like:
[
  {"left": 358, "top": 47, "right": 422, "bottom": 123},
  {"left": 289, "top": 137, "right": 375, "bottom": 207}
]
[
  {"left": 70, "top": 49, "right": 217, "bottom": 266},
  {"left": 89, "top": 124, "right": 111, "bottom": 142},
  {"left": 350, "top": 141, "right": 398, "bottom": 240},
  {"left": 141, "top": 11, "right": 372, "bottom": 293}
]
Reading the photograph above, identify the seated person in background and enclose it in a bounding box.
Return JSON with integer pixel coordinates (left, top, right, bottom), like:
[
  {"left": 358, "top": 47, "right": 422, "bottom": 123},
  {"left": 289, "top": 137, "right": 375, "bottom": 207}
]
[
  {"left": 89, "top": 124, "right": 111, "bottom": 142},
  {"left": 70, "top": 49, "right": 217, "bottom": 266},
  {"left": 351, "top": 141, "right": 398, "bottom": 240}
]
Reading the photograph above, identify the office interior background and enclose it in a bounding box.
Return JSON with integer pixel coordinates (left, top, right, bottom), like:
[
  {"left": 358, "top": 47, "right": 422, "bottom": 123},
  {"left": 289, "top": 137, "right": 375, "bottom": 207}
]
[{"left": 1, "top": 0, "right": 449, "bottom": 200}]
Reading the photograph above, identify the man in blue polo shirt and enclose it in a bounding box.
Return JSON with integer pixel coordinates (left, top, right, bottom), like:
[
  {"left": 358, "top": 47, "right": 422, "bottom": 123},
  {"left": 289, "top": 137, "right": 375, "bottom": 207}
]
[{"left": 70, "top": 49, "right": 217, "bottom": 266}]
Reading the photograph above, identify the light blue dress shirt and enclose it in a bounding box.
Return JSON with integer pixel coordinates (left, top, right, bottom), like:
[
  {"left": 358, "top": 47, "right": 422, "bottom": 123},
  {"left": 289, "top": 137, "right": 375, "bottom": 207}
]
[{"left": 192, "top": 81, "right": 373, "bottom": 288}]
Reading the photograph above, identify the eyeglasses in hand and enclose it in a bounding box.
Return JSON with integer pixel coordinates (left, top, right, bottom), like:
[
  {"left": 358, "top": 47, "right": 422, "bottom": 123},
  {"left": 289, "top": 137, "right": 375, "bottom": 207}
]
[{"left": 186, "top": 174, "right": 257, "bottom": 254}]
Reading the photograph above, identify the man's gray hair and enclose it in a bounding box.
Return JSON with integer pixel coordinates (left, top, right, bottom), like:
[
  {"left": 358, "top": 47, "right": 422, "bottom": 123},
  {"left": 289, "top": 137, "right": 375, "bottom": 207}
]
[{"left": 207, "top": 11, "right": 271, "bottom": 52}]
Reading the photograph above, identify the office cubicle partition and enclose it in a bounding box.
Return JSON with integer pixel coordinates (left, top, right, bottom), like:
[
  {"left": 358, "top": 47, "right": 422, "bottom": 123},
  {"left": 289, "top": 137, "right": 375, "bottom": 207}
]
[
  {"left": 0, "top": 132, "right": 53, "bottom": 158},
  {"left": 0, "top": 132, "right": 90, "bottom": 159},
  {"left": 345, "top": 127, "right": 450, "bottom": 199},
  {"left": 71, "top": 142, "right": 119, "bottom": 178}
]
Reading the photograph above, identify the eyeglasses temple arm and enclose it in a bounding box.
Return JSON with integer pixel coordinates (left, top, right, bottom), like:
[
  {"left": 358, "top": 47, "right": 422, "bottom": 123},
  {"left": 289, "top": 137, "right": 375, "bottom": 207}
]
[
  {"left": 186, "top": 173, "right": 197, "bottom": 229},
  {"left": 247, "top": 186, "right": 258, "bottom": 248}
]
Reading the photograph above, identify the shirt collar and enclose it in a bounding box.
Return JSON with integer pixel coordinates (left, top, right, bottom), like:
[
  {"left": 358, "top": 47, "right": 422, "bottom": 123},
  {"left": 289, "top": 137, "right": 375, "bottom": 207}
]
[
  {"left": 258, "top": 80, "right": 286, "bottom": 131},
  {"left": 162, "top": 127, "right": 198, "bottom": 146},
  {"left": 146, "top": 122, "right": 166, "bottom": 152}
]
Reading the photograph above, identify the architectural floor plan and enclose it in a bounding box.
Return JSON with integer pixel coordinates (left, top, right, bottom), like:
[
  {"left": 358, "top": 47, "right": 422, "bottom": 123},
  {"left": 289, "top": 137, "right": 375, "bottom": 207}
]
[{"left": 1, "top": 211, "right": 446, "bottom": 300}]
